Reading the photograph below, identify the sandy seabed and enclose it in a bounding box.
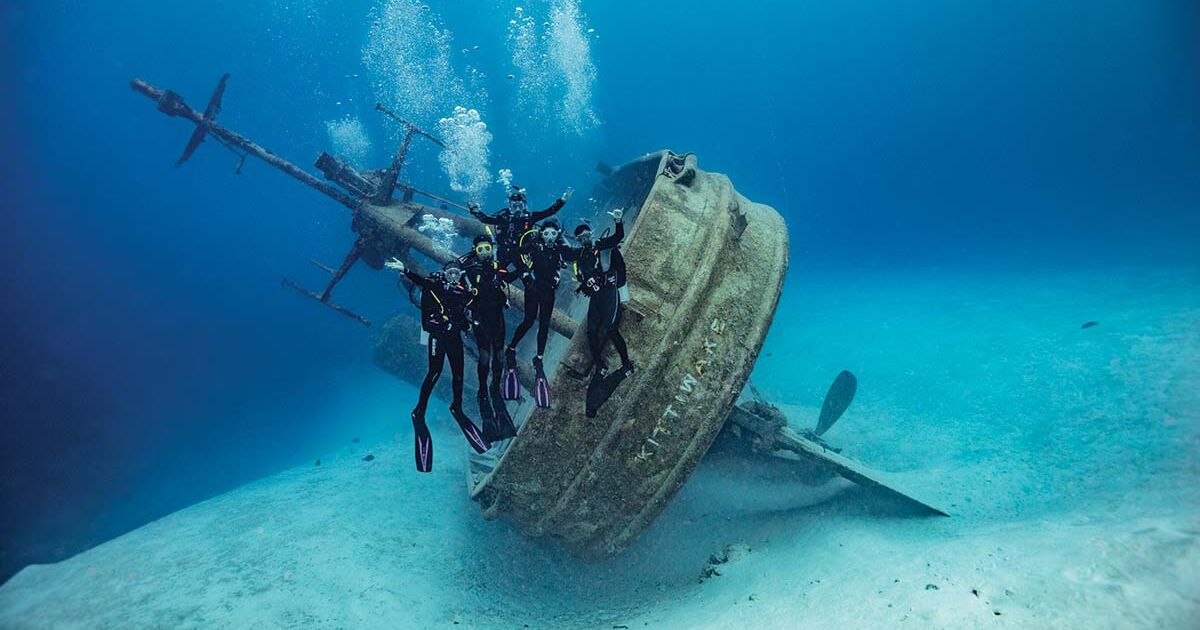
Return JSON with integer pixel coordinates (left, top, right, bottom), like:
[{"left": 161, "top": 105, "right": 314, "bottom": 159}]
[{"left": 2, "top": 267, "right": 1197, "bottom": 629}]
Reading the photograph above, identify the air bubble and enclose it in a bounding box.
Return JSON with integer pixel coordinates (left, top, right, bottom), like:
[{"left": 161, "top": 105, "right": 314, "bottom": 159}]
[
  {"left": 437, "top": 106, "right": 493, "bottom": 202},
  {"left": 325, "top": 115, "right": 372, "bottom": 168}
]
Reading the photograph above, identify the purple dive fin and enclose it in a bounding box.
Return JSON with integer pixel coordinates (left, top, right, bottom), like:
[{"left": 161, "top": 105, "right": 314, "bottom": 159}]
[
  {"left": 502, "top": 348, "right": 521, "bottom": 401},
  {"left": 534, "top": 358, "right": 551, "bottom": 409},
  {"left": 412, "top": 411, "right": 433, "bottom": 473}
]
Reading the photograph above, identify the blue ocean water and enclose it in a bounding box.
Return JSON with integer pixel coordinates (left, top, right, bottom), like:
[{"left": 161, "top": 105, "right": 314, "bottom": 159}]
[{"left": 0, "top": 0, "right": 1197, "bottom": 606}]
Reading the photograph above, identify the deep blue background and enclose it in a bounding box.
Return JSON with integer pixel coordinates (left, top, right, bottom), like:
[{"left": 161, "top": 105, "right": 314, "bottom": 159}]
[{"left": 1, "top": 0, "right": 1197, "bottom": 581}]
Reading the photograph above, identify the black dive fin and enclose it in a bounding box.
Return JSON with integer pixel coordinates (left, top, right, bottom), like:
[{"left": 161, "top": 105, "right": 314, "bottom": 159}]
[
  {"left": 477, "top": 390, "right": 495, "bottom": 422},
  {"left": 491, "top": 398, "right": 517, "bottom": 441},
  {"left": 815, "top": 370, "right": 857, "bottom": 437},
  {"left": 478, "top": 390, "right": 500, "bottom": 442},
  {"left": 484, "top": 382, "right": 517, "bottom": 441},
  {"left": 451, "top": 406, "right": 490, "bottom": 454},
  {"left": 585, "top": 368, "right": 630, "bottom": 418}
]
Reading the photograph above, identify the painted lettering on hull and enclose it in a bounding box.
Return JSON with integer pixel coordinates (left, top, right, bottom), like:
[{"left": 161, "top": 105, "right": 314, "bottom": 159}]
[{"left": 635, "top": 317, "right": 726, "bottom": 464}]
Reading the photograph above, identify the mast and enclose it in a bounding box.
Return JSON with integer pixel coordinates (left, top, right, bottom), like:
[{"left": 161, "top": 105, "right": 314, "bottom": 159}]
[{"left": 130, "top": 78, "right": 361, "bottom": 211}]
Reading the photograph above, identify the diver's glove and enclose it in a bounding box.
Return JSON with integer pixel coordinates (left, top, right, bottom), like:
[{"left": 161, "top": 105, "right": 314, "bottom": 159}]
[
  {"left": 468, "top": 203, "right": 486, "bottom": 219},
  {"left": 561, "top": 187, "right": 574, "bottom": 203},
  {"left": 609, "top": 207, "right": 623, "bottom": 222},
  {"left": 385, "top": 257, "right": 407, "bottom": 273}
]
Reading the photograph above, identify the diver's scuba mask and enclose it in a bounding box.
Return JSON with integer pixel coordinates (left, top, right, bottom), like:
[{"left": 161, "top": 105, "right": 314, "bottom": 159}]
[
  {"left": 508, "top": 186, "right": 528, "bottom": 216},
  {"left": 576, "top": 229, "right": 593, "bottom": 246},
  {"left": 541, "top": 227, "right": 560, "bottom": 243},
  {"left": 474, "top": 242, "right": 494, "bottom": 258}
]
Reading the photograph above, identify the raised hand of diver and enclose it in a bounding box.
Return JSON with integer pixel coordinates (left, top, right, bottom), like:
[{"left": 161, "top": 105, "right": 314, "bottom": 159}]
[
  {"left": 608, "top": 207, "right": 623, "bottom": 221},
  {"left": 468, "top": 202, "right": 486, "bottom": 220},
  {"left": 384, "top": 257, "right": 406, "bottom": 273},
  {"left": 560, "top": 187, "right": 574, "bottom": 203}
]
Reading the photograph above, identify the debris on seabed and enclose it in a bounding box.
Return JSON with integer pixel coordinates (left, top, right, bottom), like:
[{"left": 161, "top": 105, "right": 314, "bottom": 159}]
[{"left": 699, "top": 543, "right": 752, "bottom": 582}]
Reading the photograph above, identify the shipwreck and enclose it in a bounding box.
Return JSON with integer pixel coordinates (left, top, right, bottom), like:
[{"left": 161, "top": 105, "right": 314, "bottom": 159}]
[{"left": 131, "top": 73, "right": 946, "bottom": 560}]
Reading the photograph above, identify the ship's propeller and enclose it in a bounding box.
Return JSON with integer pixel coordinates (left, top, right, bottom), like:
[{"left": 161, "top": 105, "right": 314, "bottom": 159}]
[
  {"left": 176, "top": 73, "right": 229, "bottom": 167},
  {"left": 815, "top": 370, "right": 857, "bottom": 436}
]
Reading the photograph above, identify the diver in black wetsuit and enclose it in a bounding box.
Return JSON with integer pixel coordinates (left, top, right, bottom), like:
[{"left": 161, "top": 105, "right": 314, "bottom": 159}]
[
  {"left": 469, "top": 185, "right": 572, "bottom": 270},
  {"left": 457, "top": 235, "right": 518, "bottom": 442},
  {"left": 385, "top": 257, "right": 490, "bottom": 472},
  {"left": 571, "top": 209, "right": 635, "bottom": 415},
  {"left": 509, "top": 220, "right": 569, "bottom": 358},
  {"left": 502, "top": 219, "right": 572, "bottom": 407}
]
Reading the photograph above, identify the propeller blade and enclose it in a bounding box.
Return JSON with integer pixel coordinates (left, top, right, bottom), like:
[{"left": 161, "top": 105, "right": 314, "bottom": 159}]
[
  {"left": 175, "top": 73, "right": 229, "bottom": 167},
  {"left": 815, "top": 370, "right": 857, "bottom": 436}
]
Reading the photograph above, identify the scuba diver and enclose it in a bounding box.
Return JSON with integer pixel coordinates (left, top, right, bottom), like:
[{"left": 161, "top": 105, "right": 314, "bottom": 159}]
[
  {"left": 572, "top": 208, "right": 636, "bottom": 417},
  {"left": 384, "top": 257, "right": 490, "bottom": 472},
  {"left": 457, "top": 235, "right": 519, "bottom": 442},
  {"left": 469, "top": 185, "right": 573, "bottom": 269},
  {"left": 501, "top": 219, "right": 571, "bottom": 407}
]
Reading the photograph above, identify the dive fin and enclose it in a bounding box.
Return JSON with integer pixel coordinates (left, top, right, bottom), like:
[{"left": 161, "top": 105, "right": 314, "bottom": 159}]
[
  {"left": 534, "top": 358, "right": 551, "bottom": 409},
  {"left": 477, "top": 390, "right": 495, "bottom": 422},
  {"left": 585, "top": 367, "right": 630, "bottom": 418},
  {"left": 413, "top": 413, "right": 433, "bottom": 473},
  {"left": 479, "top": 389, "right": 503, "bottom": 443},
  {"left": 490, "top": 397, "right": 517, "bottom": 441},
  {"left": 451, "top": 406, "right": 491, "bottom": 454},
  {"left": 815, "top": 370, "right": 857, "bottom": 437},
  {"left": 502, "top": 349, "right": 521, "bottom": 401}
]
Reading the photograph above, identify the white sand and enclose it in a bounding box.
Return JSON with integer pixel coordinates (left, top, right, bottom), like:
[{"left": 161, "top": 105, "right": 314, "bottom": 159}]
[{"left": 2, "top": 267, "right": 1197, "bottom": 629}]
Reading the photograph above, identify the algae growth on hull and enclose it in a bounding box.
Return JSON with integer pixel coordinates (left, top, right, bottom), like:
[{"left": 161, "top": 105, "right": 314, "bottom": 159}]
[{"left": 2, "top": 267, "right": 1196, "bottom": 629}]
